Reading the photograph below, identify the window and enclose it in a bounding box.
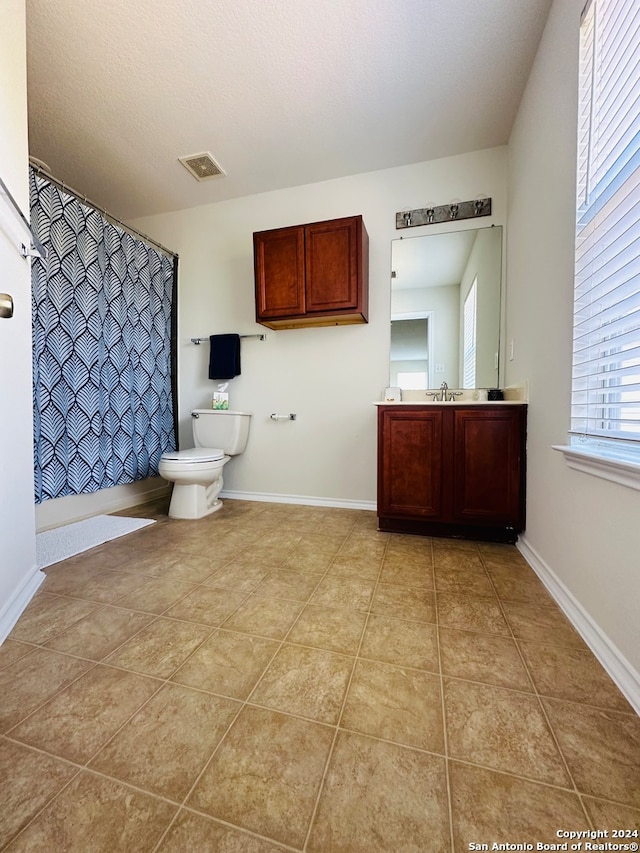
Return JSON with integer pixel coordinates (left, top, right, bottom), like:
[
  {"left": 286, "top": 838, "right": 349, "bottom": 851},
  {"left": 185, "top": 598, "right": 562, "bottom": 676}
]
[
  {"left": 397, "top": 371, "right": 428, "bottom": 390},
  {"left": 462, "top": 277, "right": 478, "bottom": 389},
  {"left": 561, "top": 0, "right": 640, "bottom": 486}
]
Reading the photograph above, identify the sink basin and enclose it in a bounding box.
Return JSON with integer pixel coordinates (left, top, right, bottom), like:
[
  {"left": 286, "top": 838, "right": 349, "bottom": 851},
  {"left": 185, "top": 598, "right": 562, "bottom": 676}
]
[
  {"left": 400, "top": 389, "right": 484, "bottom": 402},
  {"left": 376, "top": 384, "right": 527, "bottom": 406}
]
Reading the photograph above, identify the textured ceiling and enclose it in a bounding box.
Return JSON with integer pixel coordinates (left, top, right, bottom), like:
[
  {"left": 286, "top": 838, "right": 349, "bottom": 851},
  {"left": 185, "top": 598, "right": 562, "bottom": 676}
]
[
  {"left": 392, "top": 230, "right": 478, "bottom": 290},
  {"left": 25, "top": 0, "right": 552, "bottom": 221}
]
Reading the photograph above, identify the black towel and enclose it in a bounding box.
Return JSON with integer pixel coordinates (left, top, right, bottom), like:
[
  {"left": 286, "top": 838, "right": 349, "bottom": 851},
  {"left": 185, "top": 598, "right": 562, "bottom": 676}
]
[{"left": 208, "top": 334, "right": 241, "bottom": 380}]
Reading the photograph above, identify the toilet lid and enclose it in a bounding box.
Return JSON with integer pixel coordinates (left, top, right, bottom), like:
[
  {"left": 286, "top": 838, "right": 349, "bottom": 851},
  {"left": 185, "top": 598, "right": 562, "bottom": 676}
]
[{"left": 162, "top": 447, "right": 225, "bottom": 463}]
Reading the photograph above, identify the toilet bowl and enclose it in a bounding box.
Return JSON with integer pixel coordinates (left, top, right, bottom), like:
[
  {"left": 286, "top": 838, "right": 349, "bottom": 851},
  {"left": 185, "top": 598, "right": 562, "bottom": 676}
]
[{"left": 159, "top": 409, "right": 251, "bottom": 519}]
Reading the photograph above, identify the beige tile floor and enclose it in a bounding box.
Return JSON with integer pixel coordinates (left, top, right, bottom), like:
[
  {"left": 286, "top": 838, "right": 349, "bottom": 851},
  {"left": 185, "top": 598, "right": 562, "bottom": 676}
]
[{"left": 1, "top": 498, "right": 639, "bottom": 852}]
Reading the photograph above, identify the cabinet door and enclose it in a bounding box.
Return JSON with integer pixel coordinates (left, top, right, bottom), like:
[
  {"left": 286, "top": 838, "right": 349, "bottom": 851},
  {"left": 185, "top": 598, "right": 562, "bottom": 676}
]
[
  {"left": 305, "top": 217, "right": 360, "bottom": 314},
  {"left": 451, "top": 408, "right": 525, "bottom": 526},
  {"left": 378, "top": 408, "right": 444, "bottom": 518},
  {"left": 254, "top": 226, "right": 305, "bottom": 319}
]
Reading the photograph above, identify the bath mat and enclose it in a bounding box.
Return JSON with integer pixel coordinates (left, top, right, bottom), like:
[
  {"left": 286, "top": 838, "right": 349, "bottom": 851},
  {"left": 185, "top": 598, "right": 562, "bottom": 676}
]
[{"left": 36, "top": 515, "right": 155, "bottom": 569}]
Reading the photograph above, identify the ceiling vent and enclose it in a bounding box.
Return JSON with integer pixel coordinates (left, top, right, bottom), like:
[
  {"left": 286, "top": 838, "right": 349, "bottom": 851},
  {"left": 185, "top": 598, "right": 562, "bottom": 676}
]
[{"left": 178, "top": 152, "right": 225, "bottom": 182}]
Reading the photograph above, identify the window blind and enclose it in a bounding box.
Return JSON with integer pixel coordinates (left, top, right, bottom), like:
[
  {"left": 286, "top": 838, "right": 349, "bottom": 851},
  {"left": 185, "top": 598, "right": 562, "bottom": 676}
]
[
  {"left": 571, "top": 0, "right": 640, "bottom": 446},
  {"left": 462, "top": 277, "right": 477, "bottom": 389}
]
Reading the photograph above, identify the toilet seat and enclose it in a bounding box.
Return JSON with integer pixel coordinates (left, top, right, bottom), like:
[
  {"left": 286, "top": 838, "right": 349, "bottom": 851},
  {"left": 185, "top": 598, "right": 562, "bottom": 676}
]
[{"left": 161, "top": 447, "right": 225, "bottom": 463}]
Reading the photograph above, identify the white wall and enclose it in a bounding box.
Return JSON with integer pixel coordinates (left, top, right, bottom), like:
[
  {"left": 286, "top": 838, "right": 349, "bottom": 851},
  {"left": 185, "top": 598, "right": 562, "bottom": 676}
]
[
  {"left": 133, "top": 147, "right": 507, "bottom": 507},
  {"left": 0, "top": 0, "right": 41, "bottom": 639},
  {"left": 506, "top": 0, "right": 640, "bottom": 692}
]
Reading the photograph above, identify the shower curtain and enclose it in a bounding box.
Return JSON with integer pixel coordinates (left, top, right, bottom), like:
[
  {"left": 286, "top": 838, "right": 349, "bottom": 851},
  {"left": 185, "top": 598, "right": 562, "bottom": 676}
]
[{"left": 29, "top": 168, "right": 177, "bottom": 503}]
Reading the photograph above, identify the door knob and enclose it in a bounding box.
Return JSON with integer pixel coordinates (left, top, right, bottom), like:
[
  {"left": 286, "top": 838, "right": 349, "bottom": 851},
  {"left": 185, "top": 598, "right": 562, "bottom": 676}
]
[{"left": 0, "top": 293, "right": 14, "bottom": 319}]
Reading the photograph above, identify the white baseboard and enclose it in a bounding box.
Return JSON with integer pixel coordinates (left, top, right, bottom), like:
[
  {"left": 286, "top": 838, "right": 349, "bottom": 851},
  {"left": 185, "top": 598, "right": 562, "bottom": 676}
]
[
  {"left": 0, "top": 566, "right": 44, "bottom": 646},
  {"left": 518, "top": 535, "right": 640, "bottom": 717},
  {"left": 220, "top": 489, "right": 377, "bottom": 512}
]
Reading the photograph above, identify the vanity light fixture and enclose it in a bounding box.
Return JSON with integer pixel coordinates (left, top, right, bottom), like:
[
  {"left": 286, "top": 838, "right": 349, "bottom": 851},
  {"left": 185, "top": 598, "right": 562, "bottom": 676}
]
[
  {"left": 474, "top": 194, "right": 488, "bottom": 215},
  {"left": 395, "top": 196, "right": 492, "bottom": 229}
]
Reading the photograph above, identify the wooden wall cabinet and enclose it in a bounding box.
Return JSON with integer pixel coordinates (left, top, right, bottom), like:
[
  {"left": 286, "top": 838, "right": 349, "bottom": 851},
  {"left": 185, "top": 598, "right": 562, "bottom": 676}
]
[
  {"left": 254, "top": 215, "right": 369, "bottom": 329},
  {"left": 377, "top": 404, "right": 527, "bottom": 543}
]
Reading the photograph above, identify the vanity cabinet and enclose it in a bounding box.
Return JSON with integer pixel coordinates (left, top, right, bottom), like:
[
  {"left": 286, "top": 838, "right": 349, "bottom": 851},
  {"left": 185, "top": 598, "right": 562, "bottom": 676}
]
[
  {"left": 254, "top": 215, "right": 369, "bottom": 329},
  {"left": 377, "top": 404, "right": 527, "bottom": 543}
]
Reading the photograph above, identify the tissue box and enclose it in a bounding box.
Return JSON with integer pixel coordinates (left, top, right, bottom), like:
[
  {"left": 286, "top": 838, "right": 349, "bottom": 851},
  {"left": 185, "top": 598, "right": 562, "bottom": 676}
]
[
  {"left": 212, "top": 392, "right": 229, "bottom": 410},
  {"left": 384, "top": 386, "right": 402, "bottom": 402}
]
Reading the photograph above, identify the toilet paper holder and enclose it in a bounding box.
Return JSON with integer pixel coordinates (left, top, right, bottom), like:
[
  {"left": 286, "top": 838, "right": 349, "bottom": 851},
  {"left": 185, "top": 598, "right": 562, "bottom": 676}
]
[{"left": 270, "top": 413, "right": 296, "bottom": 421}]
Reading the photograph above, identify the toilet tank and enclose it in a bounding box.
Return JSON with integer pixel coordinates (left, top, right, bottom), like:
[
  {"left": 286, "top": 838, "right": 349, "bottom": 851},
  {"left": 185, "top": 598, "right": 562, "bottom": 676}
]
[{"left": 191, "top": 410, "right": 251, "bottom": 456}]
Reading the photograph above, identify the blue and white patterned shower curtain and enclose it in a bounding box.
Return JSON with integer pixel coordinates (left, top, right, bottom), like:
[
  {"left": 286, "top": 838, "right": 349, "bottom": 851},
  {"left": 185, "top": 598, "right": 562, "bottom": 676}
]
[{"left": 30, "top": 169, "right": 176, "bottom": 503}]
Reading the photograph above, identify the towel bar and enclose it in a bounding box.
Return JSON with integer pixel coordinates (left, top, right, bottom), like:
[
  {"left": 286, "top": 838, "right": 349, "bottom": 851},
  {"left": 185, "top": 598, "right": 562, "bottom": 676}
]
[{"left": 191, "top": 334, "right": 266, "bottom": 344}]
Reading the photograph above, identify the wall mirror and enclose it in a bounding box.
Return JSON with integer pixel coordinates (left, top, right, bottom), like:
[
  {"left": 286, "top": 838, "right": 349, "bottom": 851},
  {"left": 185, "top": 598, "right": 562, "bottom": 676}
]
[{"left": 390, "top": 225, "right": 502, "bottom": 390}]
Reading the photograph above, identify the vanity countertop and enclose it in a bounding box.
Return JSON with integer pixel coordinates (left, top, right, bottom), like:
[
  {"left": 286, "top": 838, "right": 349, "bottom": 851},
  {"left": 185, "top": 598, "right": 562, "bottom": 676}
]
[{"left": 373, "top": 400, "right": 527, "bottom": 406}]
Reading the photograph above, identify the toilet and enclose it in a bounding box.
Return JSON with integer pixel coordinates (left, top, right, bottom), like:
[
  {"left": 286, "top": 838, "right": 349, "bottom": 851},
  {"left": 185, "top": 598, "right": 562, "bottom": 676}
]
[{"left": 159, "top": 409, "right": 251, "bottom": 519}]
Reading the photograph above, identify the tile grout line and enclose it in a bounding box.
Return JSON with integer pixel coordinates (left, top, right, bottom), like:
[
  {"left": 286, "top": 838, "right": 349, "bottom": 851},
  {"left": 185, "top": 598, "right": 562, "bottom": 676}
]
[
  {"left": 156, "top": 803, "right": 304, "bottom": 853},
  {"left": 93, "top": 530, "right": 319, "bottom": 673},
  {"left": 434, "top": 538, "right": 475, "bottom": 853},
  {"left": 0, "top": 636, "right": 179, "bottom": 851},
  {"left": 478, "top": 548, "right": 595, "bottom": 829},
  {"left": 151, "top": 517, "right": 359, "bottom": 853},
  {"left": 2, "top": 657, "right": 103, "bottom": 741},
  {"left": 0, "top": 640, "right": 39, "bottom": 673},
  {"left": 4, "top": 587, "right": 233, "bottom": 850},
  {"left": 299, "top": 525, "right": 390, "bottom": 852},
  {"left": 9, "top": 508, "right": 636, "bottom": 849},
  {"left": 435, "top": 750, "right": 621, "bottom": 798},
  {"left": 257, "top": 520, "right": 364, "bottom": 852},
  {"left": 0, "top": 756, "right": 85, "bottom": 851}
]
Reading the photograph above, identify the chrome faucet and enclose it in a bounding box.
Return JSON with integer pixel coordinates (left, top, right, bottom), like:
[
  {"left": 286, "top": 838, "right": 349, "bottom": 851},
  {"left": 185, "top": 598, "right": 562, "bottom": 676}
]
[
  {"left": 426, "top": 381, "right": 463, "bottom": 402},
  {"left": 437, "top": 381, "right": 463, "bottom": 402}
]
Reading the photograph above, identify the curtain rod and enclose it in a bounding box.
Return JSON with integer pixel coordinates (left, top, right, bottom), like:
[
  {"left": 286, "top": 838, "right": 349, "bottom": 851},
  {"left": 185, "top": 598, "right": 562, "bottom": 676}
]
[
  {"left": 28, "top": 161, "right": 178, "bottom": 260},
  {"left": 0, "top": 174, "right": 46, "bottom": 259}
]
